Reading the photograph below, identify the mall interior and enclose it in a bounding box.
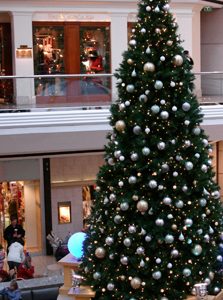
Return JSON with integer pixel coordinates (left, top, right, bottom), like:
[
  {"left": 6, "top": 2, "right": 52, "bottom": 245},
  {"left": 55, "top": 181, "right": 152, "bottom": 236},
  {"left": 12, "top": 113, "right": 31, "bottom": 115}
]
[{"left": 0, "top": 0, "right": 223, "bottom": 270}]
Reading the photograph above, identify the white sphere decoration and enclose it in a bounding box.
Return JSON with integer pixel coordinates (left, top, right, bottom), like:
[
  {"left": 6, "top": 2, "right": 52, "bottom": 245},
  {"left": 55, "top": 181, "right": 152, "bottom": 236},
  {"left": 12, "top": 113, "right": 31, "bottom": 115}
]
[
  {"left": 145, "top": 127, "right": 150, "bottom": 134},
  {"left": 160, "top": 99, "right": 166, "bottom": 105},
  {"left": 160, "top": 56, "right": 165, "bottom": 61},
  {"left": 117, "top": 78, "right": 122, "bottom": 84},
  {"left": 192, "top": 244, "right": 203, "bottom": 256},
  {"left": 125, "top": 100, "right": 130, "bottom": 106},
  {"left": 217, "top": 255, "right": 223, "bottom": 262},
  {"left": 175, "top": 200, "right": 184, "bottom": 208},
  {"left": 184, "top": 120, "right": 190, "bottom": 126},
  {"left": 173, "top": 55, "right": 183, "bottom": 66},
  {"left": 172, "top": 106, "right": 177, "bottom": 111},
  {"left": 145, "top": 235, "right": 152, "bottom": 242},
  {"left": 120, "top": 202, "right": 129, "bottom": 211},
  {"left": 95, "top": 247, "right": 106, "bottom": 259},
  {"left": 149, "top": 180, "right": 158, "bottom": 189},
  {"left": 163, "top": 4, "right": 170, "bottom": 11},
  {"left": 193, "top": 127, "right": 201, "bottom": 135},
  {"left": 93, "top": 272, "right": 101, "bottom": 280},
  {"left": 119, "top": 155, "right": 125, "bottom": 161},
  {"left": 156, "top": 218, "right": 164, "bottom": 226},
  {"left": 152, "top": 271, "right": 162, "bottom": 280},
  {"left": 151, "top": 105, "right": 160, "bottom": 114},
  {"left": 142, "top": 147, "right": 150, "bottom": 156},
  {"left": 136, "top": 246, "right": 145, "bottom": 255},
  {"left": 195, "top": 153, "right": 200, "bottom": 158},
  {"left": 105, "top": 237, "right": 114, "bottom": 246},
  {"left": 160, "top": 111, "right": 169, "bottom": 119},
  {"left": 185, "top": 161, "right": 193, "bottom": 170},
  {"left": 212, "top": 191, "right": 220, "bottom": 199},
  {"left": 182, "top": 102, "right": 191, "bottom": 111},
  {"left": 205, "top": 278, "right": 211, "bottom": 285},
  {"left": 131, "top": 153, "right": 139, "bottom": 161},
  {"left": 183, "top": 268, "right": 191, "bottom": 277},
  {"left": 141, "top": 28, "right": 146, "bottom": 34},
  {"left": 146, "top": 6, "right": 151, "bottom": 12},
  {"left": 170, "top": 81, "right": 176, "bottom": 87},
  {"left": 202, "top": 139, "right": 209, "bottom": 147},
  {"left": 157, "top": 141, "right": 166, "bottom": 150},
  {"left": 165, "top": 234, "right": 174, "bottom": 244},
  {"left": 163, "top": 197, "right": 172, "bottom": 205},
  {"left": 67, "top": 232, "right": 87, "bottom": 260},
  {"left": 173, "top": 171, "right": 178, "bottom": 177},
  {"left": 167, "top": 40, "right": 173, "bottom": 46},
  {"left": 139, "top": 94, "right": 148, "bottom": 102},
  {"left": 155, "top": 28, "right": 161, "bottom": 34},
  {"left": 171, "top": 249, "right": 179, "bottom": 257},
  {"left": 137, "top": 200, "right": 149, "bottom": 212},
  {"left": 108, "top": 158, "right": 115, "bottom": 166},
  {"left": 127, "top": 58, "right": 134, "bottom": 65},
  {"left": 114, "top": 150, "right": 121, "bottom": 158},
  {"left": 128, "top": 225, "right": 136, "bottom": 234},
  {"left": 201, "top": 164, "right": 208, "bottom": 173},
  {"left": 154, "top": 80, "right": 163, "bottom": 90},
  {"left": 167, "top": 263, "right": 173, "bottom": 269},
  {"left": 109, "top": 193, "right": 116, "bottom": 201},
  {"left": 123, "top": 238, "right": 131, "bottom": 247},
  {"left": 107, "top": 283, "right": 115, "bottom": 291},
  {"left": 185, "top": 218, "right": 193, "bottom": 227},
  {"left": 118, "top": 181, "right": 124, "bottom": 187},
  {"left": 126, "top": 84, "right": 135, "bottom": 93},
  {"left": 156, "top": 258, "right": 161, "bottom": 264},
  {"left": 143, "top": 62, "right": 155, "bottom": 72},
  {"left": 128, "top": 176, "right": 137, "bottom": 184},
  {"left": 114, "top": 215, "right": 122, "bottom": 224},
  {"left": 130, "top": 277, "right": 142, "bottom": 289},
  {"left": 120, "top": 256, "right": 128, "bottom": 265},
  {"left": 129, "top": 39, "right": 137, "bottom": 46},
  {"left": 133, "top": 125, "right": 141, "bottom": 135}
]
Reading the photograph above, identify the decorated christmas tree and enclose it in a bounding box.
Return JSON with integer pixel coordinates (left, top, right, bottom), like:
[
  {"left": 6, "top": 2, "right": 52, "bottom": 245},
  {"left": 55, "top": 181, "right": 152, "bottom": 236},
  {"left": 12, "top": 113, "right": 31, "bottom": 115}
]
[{"left": 79, "top": 0, "right": 223, "bottom": 299}]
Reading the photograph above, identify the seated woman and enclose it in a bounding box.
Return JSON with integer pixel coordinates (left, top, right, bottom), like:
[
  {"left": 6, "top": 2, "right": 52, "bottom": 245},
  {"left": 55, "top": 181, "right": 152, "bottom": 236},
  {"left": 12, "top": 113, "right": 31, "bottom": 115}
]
[{"left": 17, "top": 252, "right": 34, "bottom": 279}]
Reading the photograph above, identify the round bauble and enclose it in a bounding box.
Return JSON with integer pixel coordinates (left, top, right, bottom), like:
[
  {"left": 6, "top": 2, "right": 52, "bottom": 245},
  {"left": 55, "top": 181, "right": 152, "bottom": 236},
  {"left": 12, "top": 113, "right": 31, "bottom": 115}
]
[
  {"left": 129, "top": 39, "right": 136, "bottom": 46},
  {"left": 145, "top": 235, "right": 152, "bottom": 242},
  {"left": 171, "top": 249, "right": 179, "bottom": 257},
  {"left": 114, "top": 215, "right": 122, "bottom": 224},
  {"left": 155, "top": 28, "right": 161, "bottom": 34},
  {"left": 157, "top": 141, "right": 166, "bottom": 150},
  {"left": 128, "top": 225, "right": 136, "bottom": 234},
  {"left": 136, "top": 246, "right": 145, "bottom": 255},
  {"left": 115, "top": 120, "right": 126, "bottom": 132},
  {"left": 120, "top": 202, "right": 129, "bottom": 211},
  {"left": 128, "top": 176, "right": 137, "bottom": 184},
  {"left": 170, "top": 81, "right": 176, "bottom": 87},
  {"left": 137, "top": 200, "right": 149, "bottom": 212},
  {"left": 149, "top": 180, "right": 157, "bottom": 189},
  {"left": 183, "top": 268, "right": 191, "bottom": 277},
  {"left": 130, "top": 277, "right": 142, "bottom": 289},
  {"left": 95, "top": 247, "right": 106, "bottom": 259},
  {"left": 154, "top": 80, "right": 163, "bottom": 90},
  {"left": 201, "top": 164, "right": 208, "bottom": 173},
  {"left": 139, "top": 94, "right": 148, "bottom": 102},
  {"left": 123, "top": 238, "right": 131, "bottom": 247},
  {"left": 185, "top": 218, "right": 193, "bottom": 227},
  {"left": 212, "top": 190, "right": 220, "bottom": 199},
  {"left": 193, "top": 127, "right": 201, "bottom": 135},
  {"left": 167, "top": 40, "right": 173, "bottom": 46},
  {"left": 141, "top": 28, "right": 146, "bottom": 34},
  {"left": 156, "top": 218, "right": 164, "bottom": 226},
  {"left": 118, "top": 181, "right": 124, "bottom": 187},
  {"left": 182, "top": 102, "right": 191, "bottom": 111},
  {"left": 151, "top": 104, "right": 160, "bottom": 114},
  {"left": 160, "top": 56, "right": 165, "bottom": 62},
  {"left": 145, "top": 127, "right": 150, "bottom": 134},
  {"left": 131, "top": 153, "right": 139, "bottom": 161},
  {"left": 160, "top": 111, "right": 169, "bottom": 119},
  {"left": 142, "top": 147, "right": 150, "bottom": 156},
  {"left": 109, "top": 193, "right": 116, "bottom": 201},
  {"left": 152, "top": 271, "right": 162, "bottom": 280},
  {"left": 173, "top": 55, "right": 183, "bottom": 66},
  {"left": 163, "top": 4, "right": 170, "bottom": 11},
  {"left": 163, "top": 196, "right": 172, "bottom": 205},
  {"left": 146, "top": 5, "right": 151, "bottom": 12},
  {"left": 185, "top": 161, "right": 193, "bottom": 170},
  {"left": 107, "top": 283, "right": 115, "bottom": 291},
  {"left": 192, "top": 244, "right": 202, "bottom": 256},
  {"left": 108, "top": 158, "right": 115, "bottom": 166},
  {"left": 133, "top": 125, "right": 141, "bottom": 135},
  {"left": 126, "top": 84, "right": 135, "bottom": 93},
  {"left": 127, "top": 58, "right": 133, "bottom": 65},
  {"left": 143, "top": 62, "right": 155, "bottom": 72},
  {"left": 93, "top": 272, "right": 101, "bottom": 280},
  {"left": 105, "top": 237, "right": 114, "bottom": 246},
  {"left": 165, "top": 234, "right": 174, "bottom": 244},
  {"left": 172, "top": 105, "right": 177, "bottom": 112},
  {"left": 120, "top": 256, "right": 128, "bottom": 265},
  {"left": 175, "top": 200, "right": 184, "bottom": 208}
]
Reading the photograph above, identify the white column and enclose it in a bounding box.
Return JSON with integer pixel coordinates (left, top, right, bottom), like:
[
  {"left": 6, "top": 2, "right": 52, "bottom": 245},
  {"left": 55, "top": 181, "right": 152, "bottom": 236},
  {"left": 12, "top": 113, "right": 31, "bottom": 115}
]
[
  {"left": 11, "top": 12, "right": 35, "bottom": 106},
  {"left": 110, "top": 13, "right": 128, "bottom": 102}
]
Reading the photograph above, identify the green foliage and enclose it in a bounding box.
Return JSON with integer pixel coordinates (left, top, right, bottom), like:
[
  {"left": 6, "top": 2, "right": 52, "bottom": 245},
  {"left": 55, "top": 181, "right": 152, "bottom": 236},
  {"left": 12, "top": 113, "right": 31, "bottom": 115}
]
[{"left": 79, "top": 0, "right": 223, "bottom": 299}]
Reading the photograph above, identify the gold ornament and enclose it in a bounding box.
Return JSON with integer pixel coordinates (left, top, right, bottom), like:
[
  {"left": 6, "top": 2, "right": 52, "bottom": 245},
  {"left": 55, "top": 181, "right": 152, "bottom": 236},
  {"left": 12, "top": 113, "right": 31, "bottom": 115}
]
[
  {"left": 143, "top": 62, "right": 155, "bottom": 72},
  {"left": 173, "top": 55, "right": 183, "bottom": 66},
  {"left": 130, "top": 277, "right": 142, "bottom": 289},
  {"left": 127, "top": 58, "right": 134, "bottom": 65},
  {"left": 137, "top": 200, "right": 149, "bottom": 212},
  {"left": 95, "top": 247, "right": 106, "bottom": 259},
  {"left": 115, "top": 120, "right": 126, "bottom": 132},
  {"left": 166, "top": 40, "right": 173, "bottom": 46}
]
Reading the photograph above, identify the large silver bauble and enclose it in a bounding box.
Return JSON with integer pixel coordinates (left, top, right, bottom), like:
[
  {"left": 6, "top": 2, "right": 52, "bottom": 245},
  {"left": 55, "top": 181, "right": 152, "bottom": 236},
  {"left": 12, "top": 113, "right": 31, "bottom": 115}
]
[
  {"left": 156, "top": 218, "right": 164, "bottom": 226},
  {"left": 129, "top": 39, "right": 137, "bottom": 46},
  {"left": 139, "top": 94, "right": 148, "bottom": 102},
  {"left": 183, "top": 268, "right": 191, "bottom": 277},
  {"left": 152, "top": 271, "right": 162, "bottom": 280},
  {"left": 114, "top": 150, "right": 121, "bottom": 158},
  {"left": 193, "top": 127, "right": 201, "bottom": 135},
  {"left": 160, "top": 111, "right": 169, "bottom": 119},
  {"left": 107, "top": 283, "right": 115, "bottom": 291},
  {"left": 214, "top": 287, "right": 220, "bottom": 294},
  {"left": 151, "top": 104, "right": 160, "bottom": 114},
  {"left": 157, "top": 141, "right": 166, "bottom": 150},
  {"left": 145, "top": 235, "right": 152, "bottom": 242},
  {"left": 175, "top": 200, "right": 184, "bottom": 208},
  {"left": 93, "top": 272, "right": 101, "bottom": 280},
  {"left": 146, "top": 5, "right": 151, "bottom": 12},
  {"left": 185, "top": 161, "right": 193, "bottom": 170},
  {"left": 126, "top": 84, "right": 135, "bottom": 93},
  {"left": 123, "top": 238, "right": 131, "bottom": 247},
  {"left": 136, "top": 246, "right": 145, "bottom": 255},
  {"left": 131, "top": 153, "right": 138, "bottom": 161},
  {"left": 163, "top": 197, "right": 172, "bottom": 205},
  {"left": 212, "top": 191, "right": 220, "bottom": 199},
  {"left": 142, "top": 147, "right": 150, "bottom": 156},
  {"left": 185, "top": 218, "right": 193, "bottom": 227},
  {"left": 128, "top": 176, "right": 137, "bottom": 184},
  {"left": 120, "top": 256, "right": 128, "bottom": 265},
  {"left": 128, "top": 225, "right": 136, "bottom": 234},
  {"left": 201, "top": 164, "right": 208, "bottom": 173},
  {"left": 105, "top": 236, "right": 114, "bottom": 246},
  {"left": 120, "top": 202, "right": 129, "bottom": 211},
  {"left": 143, "top": 62, "right": 155, "bottom": 72},
  {"left": 163, "top": 4, "right": 170, "bottom": 11},
  {"left": 173, "top": 55, "right": 183, "bottom": 66},
  {"left": 95, "top": 247, "right": 106, "bottom": 259},
  {"left": 165, "top": 234, "right": 174, "bottom": 244},
  {"left": 137, "top": 200, "right": 149, "bottom": 212},
  {"left": 182, "top": 102, "right": 191, "bottom": 111},
  {"left": 130, "top": 277, "right": 142, "bottom": 289},
  {"left": 171, "top": 249, "right": 179, "bottom": 257},
  {"left": 192, "top": 244, "right": 202, "bottom": 256},
  {"left": 115, "top": 120, "right": 126, "bottom": 132},
  {"left": 114, "top": 215, "right": 122, "bottom": 224},
  {"left": 202, "top": 139, "right": 209, "bottom": 147},
  {"left": 149, "top": 180, "right": 157, "bottom": 189},
  {"left": 154, "top": 80, "right": 163, "bottom": 90},
  {"left": 133, "top": 125, "right": 141, "bottom": 135}
]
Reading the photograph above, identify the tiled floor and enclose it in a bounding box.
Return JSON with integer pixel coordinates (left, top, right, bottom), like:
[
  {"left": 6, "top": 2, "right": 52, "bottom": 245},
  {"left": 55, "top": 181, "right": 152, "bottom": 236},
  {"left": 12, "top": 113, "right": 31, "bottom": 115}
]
[{"left": 31, "top": 255, "right": 59, "bottom": 277}]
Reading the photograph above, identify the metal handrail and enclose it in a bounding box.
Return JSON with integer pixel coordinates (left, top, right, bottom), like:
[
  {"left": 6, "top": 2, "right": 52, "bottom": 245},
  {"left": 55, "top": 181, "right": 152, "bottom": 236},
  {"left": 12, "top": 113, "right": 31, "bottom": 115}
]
[{"left": 0, "top": 73, "right": 113, "bottom": 79}]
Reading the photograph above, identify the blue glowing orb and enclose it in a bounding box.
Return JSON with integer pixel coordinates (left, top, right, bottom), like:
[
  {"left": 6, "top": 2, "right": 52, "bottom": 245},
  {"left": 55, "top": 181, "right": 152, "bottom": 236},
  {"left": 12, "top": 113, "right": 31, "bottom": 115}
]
[{"left": 68, "top": 232, "right": 87, "bottom": 260}]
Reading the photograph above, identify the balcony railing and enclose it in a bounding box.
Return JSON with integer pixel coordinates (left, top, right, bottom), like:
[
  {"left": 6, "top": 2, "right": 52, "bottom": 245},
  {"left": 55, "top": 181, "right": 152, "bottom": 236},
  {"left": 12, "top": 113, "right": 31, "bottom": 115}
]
[{"left": 0, "top": 72, "right": 223, "bottom": 111}]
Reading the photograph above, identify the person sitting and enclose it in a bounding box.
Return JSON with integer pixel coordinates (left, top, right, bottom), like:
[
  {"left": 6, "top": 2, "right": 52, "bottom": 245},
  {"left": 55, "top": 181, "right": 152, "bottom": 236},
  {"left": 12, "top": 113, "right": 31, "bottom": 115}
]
[
  {"left": 17, "top": 252, "right": 34, "bottom": 279},
  {"left": 0, "top": 279, "right": 22, "bottom": 300}
]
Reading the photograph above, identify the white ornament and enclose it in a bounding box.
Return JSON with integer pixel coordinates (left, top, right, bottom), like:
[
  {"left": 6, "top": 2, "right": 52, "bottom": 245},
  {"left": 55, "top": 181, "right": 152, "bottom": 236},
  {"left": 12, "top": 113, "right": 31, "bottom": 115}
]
[
  {"left": 139, "top": 94, "right": 148, "bottom": 102},
  {"left": 185, "top": 161, "right": 193, "bottom": 170},
  {"left": 173, "top": 55, "right": 183, "bottom": 66},
  {"left": 107, "top": 283, "right": 115, "bottom": 291},
  {"left": 126, "top": 84, "right": 135, "bottom": 93},
  {"left": 130, "top": 277, "right": 141, "bottom": 289},
  {"left": 128, "top": 176, "right": 137, "bottom": 184},
  {"left": 142, "top": 147, "right": 150, "bottom": 156},
  {"left": 182, "top": 102, "right": 191, "bottom": 111},
  {"left": 160, "top": 111, "right": 169, "bottom": 119},
  {"left": 137, "top": 200, "right": 149, "bottom": 212},
  {"left": 154, "top": 80, "right": 163, "bottom": 90},
  {"left": 146, "top": 46, "right": 151, "bottom": 54},
  {"left": 157, "top": 141, "right": 166, "bottom": 150},
  {"left": 120, "top": 202, "right": 129, "bottom": 211},
  {"left": 129, "top": 39, "right": 137, "bottom": 46},
  {"left": 170, "top": 81, "right": 176, "bottom": 87},
  {"left": 131, "top": 69, "right": 137, "bottom": 77},
  {"left": 141, "top": 28, "right": 146, "bottom": 34},
  {"left": 156, "top": 218, "right": 164, "bottom": 226},
  {"left": 125, "top": 101, "right": 130, "bottom": 106},
  {"left": 151, "top": 105, "right": 160, "bottom": 114},
  {"left": 163, "top": 197, "right": 172, "bottom": 205},
  {"left": 160, "top": 56, "right": 165, "bottom": 61},
  {"left": 143, "top": 62, "right": 155, "bottom": 72},
  {"left": 146, "top": 6, "right": 151, "bottom": 12},
  {"left": 131, "top": 153, "right": 139, "bottom": 161},
  {"left": 123, "top": 238, "right": 131, "bottom": 247},
  {"left": 172, "top": 106, "right": 177, "bottom": 111},
  {"left": 133, "top": 125, "right": 141, "bottom": 135},
  {"left": 149, "top": 180, "right": 157, "bottom": 189},
  {"left": 152, "top": 271, "right": 162, "bottom": 280}
]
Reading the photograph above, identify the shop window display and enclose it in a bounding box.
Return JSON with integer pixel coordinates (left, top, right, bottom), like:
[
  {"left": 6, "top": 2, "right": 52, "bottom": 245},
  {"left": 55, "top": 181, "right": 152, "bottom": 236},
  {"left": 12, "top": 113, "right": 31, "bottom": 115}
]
[
  {"left": 33, "top": 25, "right": 65, "bottom": 96},
  {"left": 82, "top": 185, "right": 96, "bottom": 229}
]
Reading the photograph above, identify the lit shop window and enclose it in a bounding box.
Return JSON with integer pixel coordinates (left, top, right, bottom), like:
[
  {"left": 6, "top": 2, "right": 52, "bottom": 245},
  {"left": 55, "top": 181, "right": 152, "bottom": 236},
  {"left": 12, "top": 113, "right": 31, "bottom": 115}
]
[{"left": 33, "top": 26, "right": 65, "bottom": 96}]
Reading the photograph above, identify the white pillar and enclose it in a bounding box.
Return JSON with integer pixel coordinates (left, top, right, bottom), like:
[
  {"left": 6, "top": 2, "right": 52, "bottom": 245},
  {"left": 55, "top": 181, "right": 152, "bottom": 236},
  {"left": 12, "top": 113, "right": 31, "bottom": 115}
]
[
  {"left": 110, "top": 13, "right": 128, "bottom": 102},
  {"left": 11, "top": 12, "right": 35, "bottom": 106}
]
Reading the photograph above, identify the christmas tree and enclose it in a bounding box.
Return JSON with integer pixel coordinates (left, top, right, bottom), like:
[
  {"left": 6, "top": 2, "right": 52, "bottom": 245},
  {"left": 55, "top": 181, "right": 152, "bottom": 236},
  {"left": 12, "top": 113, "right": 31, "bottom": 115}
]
[{"left": 79, "top": 0, "right": 223, "bottom": 299}]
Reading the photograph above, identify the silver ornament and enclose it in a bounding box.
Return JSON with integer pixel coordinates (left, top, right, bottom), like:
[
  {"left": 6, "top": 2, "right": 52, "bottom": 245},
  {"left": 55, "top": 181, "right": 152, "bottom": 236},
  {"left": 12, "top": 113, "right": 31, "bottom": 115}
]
[
  {"left": 175, "top": 200, "right": 184, "bottom": 208},
  {"left": 205, "top": 278, "right": 211, "bottom": 285},
  {"left": 161, "top": 163, "right": 169, "bottom": 172},
  {"left": 125, "top": 100, "right": 130, "bottom": 106},
  {"left": 123, "top": 238, "right": 131, "bottom": 247},
  {"left": 136, "top": 246, "right": 145, "bottom": 255},
  {"left": 137, "top": 200, "right": 149, "bottom": 212},
  {"left": 142, "top": 147, "right": 150, "bottom": 156},
  {"left": 192, "top": 244, "right": 202, "bottom": 256},
  {"left": 145, "top": 127, "right": 150, "bottom": 134},
  {"left": 154, "top": 5, "right": 160, "bottom": 13},
  {"left": 115, "top": 120, "right": 126, "bottom": 132},
  {"left": 179, "top": 233, "right": 185, "bottom": 241},
  {"left": 160, "top": 111, "right": 169, "bottom": 119},
  {"left": 195, "top": 153, "right": 200, "bottom": 158},
  {"left": 132, "top": 195, "right": 139, "bottom": 201},
  {"left": 182, "top": 102, "right": 191, "bottom": 111},
  {"left": 151, "top": 104, "right": 160, "bottom": 114},
  {"left": 157, "top": 141, "right": 166, "bottom": 150},
  {"left": 155, "top": 28, "right": 161, "bottom": 34},
  {"left": 173, "top": 55, "right": 183, "bottom": 66},
  {"left": 114, "top": 215, "right": 121, "bottom": 224},
  {"left": 184, "top": 120, "right": 190, "bottom": 126},
  {"left": 193, "top": 127, "right": 201, "bottom": 135},
  {"left": 109, "top": 193, "right": 116, "bottom": 201},
  {"left": 172, "top": 105, "right": 177, "bottom": 111},
  {"left": 185, "top": 218, "right": 193, "bottom": 227},
  {"left": 182, "top": 185, "right": 188, "bottom": 192},
  {"left": 214, "top": 287, "right": 220, "bottom": 294},
  {"left": 156, "top": 218, "right": 164, "bottom": 226},
  {"left": 120, "top": 202, "right": 129, "bottom": 211},
  {"left": 114, "top": 150, "right": 121, "bottom": 158},
  {"left": 167, "top": 40, "right": 173, "bottom": 46},
  {"left": 152, "top": 271, "right": 162, "bottom": 280},
  {"left": 108, "top": 158, "right": 115, "bottom": 166},
  {"left": 156, "top": 258, "right": 161, "bottom": 264},
  {"left": 119, "top": 103, "right": 125, "bottom": 110},
  {"left": 143, "top": 62, "right": 155, "bottom": 72},
  {"left": 118, "top": 181, "right": 124, "bottom": 187},
  {"left": 183, "top": 268, "right": 191, "bottom": 277},
  {"left": 93, "top": 272, "right": 101, "bottom": 280},
  {"left": 131, "top": 69, "right": 137, "bottom": 77},
  {"left": 126, "top": 84, "right": 135, "bottom": 93},
  {"left": 185, "top": 161, "right": 193, "bottom": 170},
  {"left": 171, "top": 249, "right": 179, "bottom": 257},
  {"left": 133, "top": 125, "right": 141, "bottom": 135},
  {"left": 170, "top": 81, "right": 176, "bottom": 87},
  {"left": 120, "top": 256, "right": 128, "bottom": 265},
  {"left": 149, "top": 180, "right": 157, "bottom": 189},
  {"left": 173, "top": 171, "right": 178, "bottom": 177},
  {"left": 119, "top": 155, "right": 125, "bottom": 161},
  {"left": 212, "top": 191, "right": 220, "bottom": 199},
  {"left": 129, "top": 39, "right": 136, "bottom": 46},
  {"left": 105, "top": 237, "right": 114, "bottom": 246},
  {"left": 128, "top": 225, "right": 136, "bottom": 234},
  {"left": 128, "top": 176, "right": 137, "bottom": 184},
  {"left": 145, "top": 235, "right": 152, "bottom": 242},
  {"left": 130, "top": 277, "right": 141, "bottom": 289},
  {"left": 154, "top": 80, "right": 163, "bottom": 90},
  {"left": 131, "top": 153, "right": 139, "bottom": 161},
  {"left": 165, "top": 234, "right": 174, "bottom": 244},
  {"left": 163, "top": 4, "right": 170, "bottom": 11},
  {"left": 160, "top": 56, "right": 165, "bottom": 61},
  {"left": 139, "top": 94, "right": 148, "bottom": 102},
  {"left": 95, "top": 247, "right": 106, "bottom": 259},
  {"left": 146, "top": 46, "right": 151, "bottom": 54},
  {"left": 107, "top": 283, "right": 115, "bottom": 291},
  {"left": 201, "top": 164, "right": 208, "bottom": 173},
  {"left": 140, "top": 259, "right": 145, "bottom": 267},
  {"left": 141, "top": 28, "right": 146, "bottom": 33},
  {"left": 167, "top": 263, "right": 173, "bottom": 269},
  {"left": 167, "top": 214, "right": 173, "bottom": 219},
  {"left": 117, "top": 78, "right": 122, "bottom": 84},
  {"left": 202, "top": 139, "right": 209, "bottom": 147},
  {"left": 163, "top": 197, "right": 172, "bottom": 205},
  {"left": 184, "top": 140, "right": 191, "bottom": 147}
]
